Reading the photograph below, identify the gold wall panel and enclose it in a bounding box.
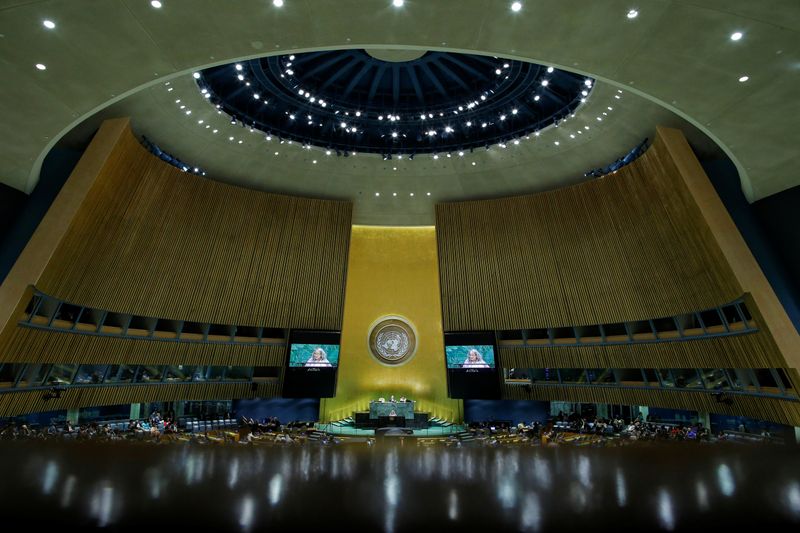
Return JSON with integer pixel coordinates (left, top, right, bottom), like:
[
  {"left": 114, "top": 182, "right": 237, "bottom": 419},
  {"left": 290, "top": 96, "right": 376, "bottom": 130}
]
[
  {"left": 320, "top": 226, "right": 462, "bottom": 423},
  {"left": 436, "top": 132, "right": 741, "bottom": 331},
  {"left": 32, "top": 123, "right": 351, "bottom": 330},
  {"left": 0, "top": 381, "right": 280, "bottom": 418},
  {"left": 502, "top": 383, "right": 800, "bottom": 427}
]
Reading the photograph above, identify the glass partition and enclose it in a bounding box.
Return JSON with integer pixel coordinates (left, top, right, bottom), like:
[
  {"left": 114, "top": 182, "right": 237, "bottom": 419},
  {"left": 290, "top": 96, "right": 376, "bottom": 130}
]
[
  {"left": 670, "top": 369, "right": 704, "bottom": 389},
  {"left": 17, "top": 364, "right": 50, "bottom": 388},
  {"left": 105, "top": 365, "right": 137, "bottom": 384},
  {"left": 73, "top": 364, "right": 108, "bottom": 384},
  {"left": 46, "top": 364, "right": 78, "bottom": 385},
  {"left": 136, "top": 366, "right": 164, "bottom": 383},
  {"left": 164, "top": 365, "right": 194, "bottom": 382}
]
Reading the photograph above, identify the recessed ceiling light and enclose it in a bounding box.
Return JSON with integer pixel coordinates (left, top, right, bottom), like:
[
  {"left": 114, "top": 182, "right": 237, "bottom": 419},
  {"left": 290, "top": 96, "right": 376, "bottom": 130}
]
[
  {"left": 375, "top": 192, "right": 380, "bottom": 197},
  {"left": 193, "top": 72, "right": 200, "bottom": 79},
  {"left": 541, "top": 80, "right": 549, "bottom": 87},
  {"left": 547, "top": 66, "right": 554, "bottom": 73},
  {"left": 35, "top": 63, "right": 46, "bottom": 70},
  {"left": 43, "top": 20, "right": 56, "bottom": 29},
  {"left": 427, "top": 192, "right": 431, "bottom": 196},
  {"left": 150, "top": 0, "right": 162, "bottom": 8},
  {"left": 392, "top": 0, "right": 404, "bottom": 7},
  {"left": 738, "top": 75, "right": 749, "bottom": 82},
  {"left": 410, "top": 193, "right": 414, "bottom": 197},
  {"left": 313, "top": 160, "right": 317, "bottom": 164},
  {"left": 627, "top": 9, "right": 638, "bottom": 19},
  {"left": 511, "top": 2, "right": 522, "bottom": 12},
  {"left": 393, "top": 192, "right": 397, "bottom": 196},
  {"left": 554, "top": 141, "right": 560, "bottom": 145},
  {"left": 471, "top": 161, "right": 477, "bottom": 166},
  {"left": 273, "top": 0, "right": 284, "bottom": 7},
  {"left": 730, "top": 31, "right": 743, "bottom": 41}
]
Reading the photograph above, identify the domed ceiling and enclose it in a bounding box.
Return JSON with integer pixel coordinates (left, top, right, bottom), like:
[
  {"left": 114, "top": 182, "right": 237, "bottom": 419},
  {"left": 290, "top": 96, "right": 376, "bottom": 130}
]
[{"left": 198, "top": 50, "right": 591, "bottom": 156}]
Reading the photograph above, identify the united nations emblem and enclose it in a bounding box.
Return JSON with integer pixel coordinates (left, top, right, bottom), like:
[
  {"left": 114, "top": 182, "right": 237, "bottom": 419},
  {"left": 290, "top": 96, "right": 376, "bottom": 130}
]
[{"left": 368, "top": 316, "right": 417, "bottom": 365}]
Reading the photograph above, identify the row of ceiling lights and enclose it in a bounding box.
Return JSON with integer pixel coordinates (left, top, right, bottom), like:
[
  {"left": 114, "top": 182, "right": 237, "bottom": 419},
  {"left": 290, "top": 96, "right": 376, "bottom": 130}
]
[
  {"left": 227, "top": 57, "right": 537, "bottom": 126},
  {"left": 30, "top": 6, "right": 752, "bottom": 86},
  {"left": 169, "top": 80, "right": 624, "bottom": 164}
]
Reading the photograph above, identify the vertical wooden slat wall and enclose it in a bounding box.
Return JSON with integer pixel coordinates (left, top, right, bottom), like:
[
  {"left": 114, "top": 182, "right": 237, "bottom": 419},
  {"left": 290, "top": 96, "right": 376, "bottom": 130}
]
[
  {"left": 436, "top": 132, "right": 742, "bottom": 331},
  {"left": 0, "top": 123, "right": 353, "bottom": 416},
  {"left": 34, "top": 127, "right": 352, "bottom": 329}
]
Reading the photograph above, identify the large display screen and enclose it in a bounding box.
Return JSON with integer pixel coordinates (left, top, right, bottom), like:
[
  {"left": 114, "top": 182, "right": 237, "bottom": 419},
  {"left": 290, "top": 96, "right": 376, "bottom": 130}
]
[
  {"left": 444, "top": 331, "right": 500, "bottom": 399},
  {"left": 283, "top": 330, "right": 340, "bottom": 398},
  {"left": 445, "top": 345, "right": 496, "bottom": 369},
  {"left": 288, "top": 344, "right": 340, "bottom": 368}
]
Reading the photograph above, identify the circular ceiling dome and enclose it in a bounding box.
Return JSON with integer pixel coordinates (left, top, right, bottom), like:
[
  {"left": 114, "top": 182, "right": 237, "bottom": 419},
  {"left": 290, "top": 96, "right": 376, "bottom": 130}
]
[{"left": 198, "top": 50, "right": 592, "bottom": 156}]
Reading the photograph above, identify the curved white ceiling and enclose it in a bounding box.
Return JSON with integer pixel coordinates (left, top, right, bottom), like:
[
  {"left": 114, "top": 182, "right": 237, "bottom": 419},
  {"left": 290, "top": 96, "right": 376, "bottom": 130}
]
[{"left": 2, "top": 0, "right": 798, "bottom": 205}]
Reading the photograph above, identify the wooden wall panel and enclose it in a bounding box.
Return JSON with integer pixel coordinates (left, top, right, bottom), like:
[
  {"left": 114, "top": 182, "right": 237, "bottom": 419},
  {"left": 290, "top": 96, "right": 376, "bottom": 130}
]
[
  {"left": 502, "top": 383, "right": 800, "bottom": 427},
  {"left": 0, "top": 327, "right": 286, "bottom": 367},
  {"left": 499, "top": 331, "right": 786, "bottom": 370},
  {"left": 33, "top": 124, "right": 352, "bottom": 329},
  {"left": 0, "top": 381, "right": 280, "bottom": 418},
  {"left": 436, "top": 132, "right": 742, "bottom": 331}
]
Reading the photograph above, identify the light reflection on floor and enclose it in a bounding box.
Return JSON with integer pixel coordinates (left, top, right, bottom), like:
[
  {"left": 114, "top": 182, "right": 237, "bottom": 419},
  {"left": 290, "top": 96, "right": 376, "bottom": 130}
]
[{"left": 2, "top": 441, "right": 799, "bottom": 531}]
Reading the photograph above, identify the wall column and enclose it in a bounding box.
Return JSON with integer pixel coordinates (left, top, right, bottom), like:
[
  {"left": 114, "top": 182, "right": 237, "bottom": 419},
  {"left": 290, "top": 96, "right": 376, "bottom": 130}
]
[
  {"left": 0, "top": 118, "right": 131, "bottom": 341},
  {"left": 658, "top": 126, "right": 800, "bottom": 369}
]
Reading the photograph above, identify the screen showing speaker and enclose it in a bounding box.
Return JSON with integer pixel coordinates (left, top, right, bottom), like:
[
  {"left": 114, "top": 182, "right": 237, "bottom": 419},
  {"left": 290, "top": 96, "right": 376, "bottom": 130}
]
[
  {"left": 444, "top": 332, "right": 501, "bottom": 399},
  {"left": 445, "top": 345, "right": 495, "bottom": 369},
  {"left": 282, "top": 330, "right": 340, "bottom": 398},
  {"left": 288, "top": 344, "right": 340, "bottom": 368}
]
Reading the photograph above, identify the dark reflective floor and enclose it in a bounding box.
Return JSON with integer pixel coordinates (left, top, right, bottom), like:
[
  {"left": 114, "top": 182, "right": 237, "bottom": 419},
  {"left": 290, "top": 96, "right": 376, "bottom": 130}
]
[{"left": 1, "top": 441, "right": 798, "bottom": 531}]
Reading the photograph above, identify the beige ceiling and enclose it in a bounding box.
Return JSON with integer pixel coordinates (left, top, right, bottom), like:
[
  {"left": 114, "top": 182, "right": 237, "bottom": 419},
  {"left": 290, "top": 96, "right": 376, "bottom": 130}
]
[{"left": 1, "top": 0, "right": 799, "bottom": 219}]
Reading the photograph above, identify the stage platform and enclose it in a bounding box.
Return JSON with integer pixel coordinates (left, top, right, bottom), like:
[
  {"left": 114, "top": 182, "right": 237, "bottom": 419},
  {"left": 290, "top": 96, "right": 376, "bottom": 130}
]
[{"left": 317, "top": 420, "right": 466, "bottom": 437}]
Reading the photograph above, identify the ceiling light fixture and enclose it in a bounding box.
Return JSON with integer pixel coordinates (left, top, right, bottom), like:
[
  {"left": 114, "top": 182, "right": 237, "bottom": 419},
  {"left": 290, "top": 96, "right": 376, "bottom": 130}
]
[
  {"left": 738, "top": 75, "right": 749, "bottom": 82},
  {"left": 43, "top": 20, "right": 56, "bottom": 29},
  {"left": 627, "top": 9, "right": 638, "bottom": 19},
  {"left": 730, "top": 31, "right": 743, "bottom": 41},
  {"left": 35, "top": 63, "right": 46, "bottom": 70},
  {"left": 150, "top": 0, "right": 162, "bottom": 8},
  {"left": 273, "top": 0, "right": 284, "bottom": 7},
  {"left": 393, "top": 0, "right": 404, "bottom": 6},
  {"left": 511, "top": 2, "right": 522, "bottom": 12}
]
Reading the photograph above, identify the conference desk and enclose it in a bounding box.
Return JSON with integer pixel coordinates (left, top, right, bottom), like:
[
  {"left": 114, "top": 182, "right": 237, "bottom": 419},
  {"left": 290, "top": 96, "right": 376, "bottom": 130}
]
[{"left": 369, "top": 400, "right": 415, "bottom": 420}]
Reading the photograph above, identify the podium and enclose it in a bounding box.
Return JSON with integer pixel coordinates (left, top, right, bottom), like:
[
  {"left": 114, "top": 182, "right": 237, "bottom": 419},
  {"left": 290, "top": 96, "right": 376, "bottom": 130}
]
[{"left": 369, "top": 400, "right": 415, "bottom": 420}]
